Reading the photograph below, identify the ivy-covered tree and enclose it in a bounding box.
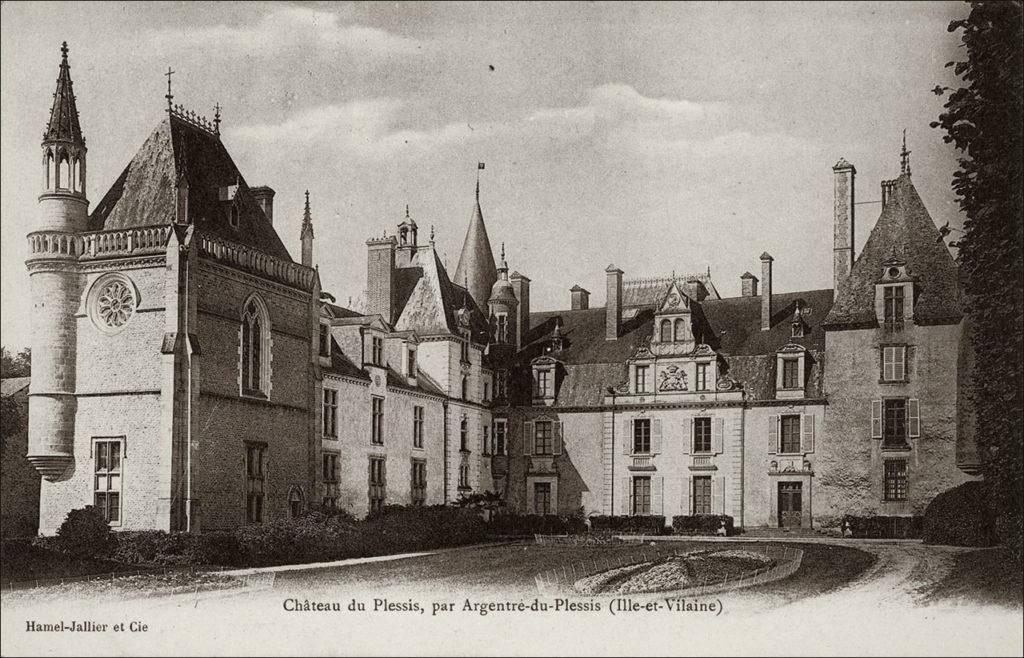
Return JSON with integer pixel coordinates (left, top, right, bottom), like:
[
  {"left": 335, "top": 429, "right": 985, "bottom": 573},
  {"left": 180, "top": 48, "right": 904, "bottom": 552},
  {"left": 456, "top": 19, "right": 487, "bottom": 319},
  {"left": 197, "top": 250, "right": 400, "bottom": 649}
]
[
  {"left": 931, "top": 1, "right": 1023, "bottom": 562},
  {"left": 0, "top": 346, "right": 31, "bottom": 378}
]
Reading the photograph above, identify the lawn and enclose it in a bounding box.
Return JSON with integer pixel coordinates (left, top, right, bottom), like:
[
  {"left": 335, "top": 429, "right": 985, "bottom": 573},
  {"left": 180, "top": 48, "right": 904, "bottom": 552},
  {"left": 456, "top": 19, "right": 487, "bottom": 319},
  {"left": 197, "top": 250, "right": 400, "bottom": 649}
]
[{"left": 920, "top": 547, "right": 1024, "bottom": 609}]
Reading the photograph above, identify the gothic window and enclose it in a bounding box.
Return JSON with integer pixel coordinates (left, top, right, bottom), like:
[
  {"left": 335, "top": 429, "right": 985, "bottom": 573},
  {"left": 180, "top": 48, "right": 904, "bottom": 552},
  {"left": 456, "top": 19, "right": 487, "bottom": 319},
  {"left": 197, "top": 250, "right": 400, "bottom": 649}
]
[
  {"left": 89, "top": 275, "right": 137, "bottom": 333},
  {"left": 462, "top": 376, "right": 469, "bottom": 400},
  {"left": 660, "top": 319, "right": 672, "bottom": 342},
  {"left": 460, "top": 417, "right": 469, "bottom": 451},
  {"left": 241, "top": 297, "right": 270, "bottom": 398},
  {"left": 58, "top": 151, "right": 70, "bottom": 190},
  {"left": 288, "top": 487, "right": 304, "bottom": 518},
  {"left": 674, "top": 318, "right": 686, "bottom": 342}
]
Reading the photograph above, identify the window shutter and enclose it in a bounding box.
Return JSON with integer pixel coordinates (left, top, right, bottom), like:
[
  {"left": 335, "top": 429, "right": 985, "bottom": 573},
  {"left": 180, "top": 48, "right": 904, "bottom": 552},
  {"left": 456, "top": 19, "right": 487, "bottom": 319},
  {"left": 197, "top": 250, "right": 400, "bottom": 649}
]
[
  {"left": 768, "top": 415, "right": 778, "bottom": 454},
  {"left": 623, "top": 420, "right": 633, "bottom": 455},
  {"left": 712, "top": 418, "right": 725, "bottom": 454},
  {"left": 552, "top": 421, "right": 563, "bottom": 455},
  {"left": 651, "top": 418, "right": 663, "bottom": 454},
  {"left": 895, "top": 347, "right": 906, "bottom": 381},
  {"left": 620, "top": 477, "right": 630, "bottom": 515},
  {"left": 871, "top": 400, "right": 882, "bottom": 438},
  {"left": 714, "top": 476, "right": 726, "bottom": 514},
  {"left": 908, "top": 399, "right": 920, "bottom": 438},
  {"left": 801, "top": 414, "right": 815, "bottom": 453},
  {"left": 681, "top": 418, "right": 691, "bottom": 455},
  {"left": 526, "top": 480, "right": 535, "bottom": 512},
  {"left": 532, "top": 371, "right": 539, "bottom": 397},
  {"left": 653, "top": 477, "right": 664, "bottom": 515},
  {"left": 797, "top": 356, "right": 805, "bottom": 390},
  {"left": 681, "top": 476, "right": 691, "bottom": 516},
  {"left": 523, "top": 421, "right": 534, "bottom": 456},
  {"left": 775, "top": 356, "right": 783, "bottom": 390}
]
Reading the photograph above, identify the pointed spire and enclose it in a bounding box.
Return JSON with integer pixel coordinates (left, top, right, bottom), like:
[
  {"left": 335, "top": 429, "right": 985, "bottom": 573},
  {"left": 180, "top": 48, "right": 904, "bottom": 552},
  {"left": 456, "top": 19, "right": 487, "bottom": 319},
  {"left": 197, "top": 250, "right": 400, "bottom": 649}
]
[
  {"left": 213, "top": 103, "right": 221, "bottom": 135},
  {"left": 301, "top": 190, "right": 314, "bottom": 238},
  {"left": 900, "top": 129, "right": 911, "bottom": 176},
  {"left": 454, "top": 168, "right": 498, "bottom": 309},
  {"left": 165, "top": 66, "right": 175, "bottom": 113},
  {"left": 44, "top": 41, "right": 84, "bottom": 145}
]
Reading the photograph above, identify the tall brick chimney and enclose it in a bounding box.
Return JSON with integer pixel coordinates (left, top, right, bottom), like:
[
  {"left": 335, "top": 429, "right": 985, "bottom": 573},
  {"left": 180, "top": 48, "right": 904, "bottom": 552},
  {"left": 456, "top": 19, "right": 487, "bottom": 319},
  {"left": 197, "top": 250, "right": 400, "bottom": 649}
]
[
  {"left": 570, "top": 285, "right": 590, "bottom": 310},
  {"left": 741, "top": 271, "right": 759, "bottom": 297},
  {"left": 250, "top": 186, "right": 275, "bottom": 225},
  {"left": 366, "top": 235, "right": 396, "bottom": 323},
  {"left": 832, "top": 159, "right": 855, "bottom": 290},
  {"left": 606, "top": 265, "right": 623, "bottom": 341},
  {"left": 760, "top": 253, "right": 773, "bottom": 331},
  {"left": 511, "top": 271, "right": 531, "bottom": 350}
]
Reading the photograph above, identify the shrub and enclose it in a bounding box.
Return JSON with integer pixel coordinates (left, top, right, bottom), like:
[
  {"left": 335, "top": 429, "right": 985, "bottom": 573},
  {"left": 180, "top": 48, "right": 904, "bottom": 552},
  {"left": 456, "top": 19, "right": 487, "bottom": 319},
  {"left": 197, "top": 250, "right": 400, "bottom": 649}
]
[
  {"left": 194, "top": 531, "right": 241, "bottom": 567},
  {"left": 672, "top": 515, "right": 735, "bottom": 536},
  {"left": 110, "top": 530, "right": 168, "bottom": 564},
  {"left": 484, "top": 513, "right": 586, "bottom": 536},
  {"left": 55, "top": 505, "right": 111, "bottom": 559},
  {"left": 362, "top": 505, "right": 486, "bottom": 555},
  {"left": 235, "top": 514, "right": 362, "bottom": 567},
  {"left": 589, "top": 515, "right": 668, "bottom": 534},
  {"left": 923, "top": 481, "right": 997, "bottom": 547},
  {"left": 841, "top": 515, "right": 924, "bottom": 539}
]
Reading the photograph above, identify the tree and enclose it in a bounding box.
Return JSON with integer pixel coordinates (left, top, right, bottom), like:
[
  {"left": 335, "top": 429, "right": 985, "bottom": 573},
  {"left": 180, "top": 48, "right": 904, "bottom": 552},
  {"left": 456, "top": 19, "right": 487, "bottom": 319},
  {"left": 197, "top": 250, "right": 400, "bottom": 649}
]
[
  {"left": 931, "top": 1, "right": 1023, "bottom": 562},
  {"left": 0, "top": 346, "right": 30, "bottom": 378}
]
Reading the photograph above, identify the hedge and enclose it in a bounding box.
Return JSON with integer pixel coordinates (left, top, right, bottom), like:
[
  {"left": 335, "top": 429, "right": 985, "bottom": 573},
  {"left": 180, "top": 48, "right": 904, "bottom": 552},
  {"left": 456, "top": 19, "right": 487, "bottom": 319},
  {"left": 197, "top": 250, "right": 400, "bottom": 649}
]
[
  {"left": 840, "top": 515, "right": 923, "bottom": 539},
  {"left": 672, "top": 515, "right": 735, "bottom": 536},
  {"left": 923, "top": 481, "right": 997, "bottom": 547},
  {"left": 484, "top": 513, "right": 587, "bottom": 536},
  {"left": 589, "top": 515, "right": 668, "bottom": 534}
]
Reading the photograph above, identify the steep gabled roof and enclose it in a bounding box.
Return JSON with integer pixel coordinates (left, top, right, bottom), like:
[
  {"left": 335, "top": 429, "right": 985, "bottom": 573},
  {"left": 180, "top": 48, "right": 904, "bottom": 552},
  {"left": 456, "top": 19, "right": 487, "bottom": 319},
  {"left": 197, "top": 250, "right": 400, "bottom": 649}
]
[
  {"left": 824, "top": 174, "right": 961, "bottom": 327},
  {"left": 88, "top": 115, "right": 292, "bottom": 260},
  {"left": 394, "top": 248, "right": 489, "bottom": 340},
  {"left": 700, "top": 289, "right": 832, "bottom": 355}
]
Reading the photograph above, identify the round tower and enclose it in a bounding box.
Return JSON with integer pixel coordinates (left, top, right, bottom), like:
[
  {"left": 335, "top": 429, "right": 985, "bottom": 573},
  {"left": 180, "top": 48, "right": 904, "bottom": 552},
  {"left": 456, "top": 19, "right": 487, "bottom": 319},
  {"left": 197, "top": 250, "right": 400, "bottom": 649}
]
[
  {"left": 26, "top": 42, "right": 88, "bottom": 481},
  {"left": 487, "top": 243, "right": 518, "bottom": 348}
]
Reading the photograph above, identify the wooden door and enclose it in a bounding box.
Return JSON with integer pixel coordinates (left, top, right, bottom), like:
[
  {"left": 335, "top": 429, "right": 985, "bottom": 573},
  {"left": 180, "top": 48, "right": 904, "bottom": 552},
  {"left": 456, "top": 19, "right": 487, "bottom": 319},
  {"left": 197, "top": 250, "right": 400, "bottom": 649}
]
[{"left": 778, "top": 482, "right": 802, "bottom": 528}]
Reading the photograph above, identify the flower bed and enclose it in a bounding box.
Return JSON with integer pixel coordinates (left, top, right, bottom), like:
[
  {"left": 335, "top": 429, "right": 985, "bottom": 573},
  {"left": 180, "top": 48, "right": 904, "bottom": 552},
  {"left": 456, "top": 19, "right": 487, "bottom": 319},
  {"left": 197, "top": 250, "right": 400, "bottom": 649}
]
[{"left": 571, "top": 549, "right": 776, "bottom": 595}]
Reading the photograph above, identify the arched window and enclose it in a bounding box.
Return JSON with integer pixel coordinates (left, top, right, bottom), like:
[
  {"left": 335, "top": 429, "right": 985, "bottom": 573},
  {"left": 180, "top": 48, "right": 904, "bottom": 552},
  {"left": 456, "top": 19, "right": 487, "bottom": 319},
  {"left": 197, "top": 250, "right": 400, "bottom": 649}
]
[
  {"left": 674, "top": 318, "right": 686, "bottom": 343},
  {"left": 45, "top": 150, "right": 54, "bottom": 190},
  {"left": 241, "top": 295, "right": 271, "bottom": 397},
  {"left": 460, "top": 417, "right": 469, "bottom": 451},
  {"left": 288, "top": 487, "right": 304, "bottom": 518},
  {"left": 660, "top": 319, "right": 672, "bottom": 342},
  {"left": 58, "top": 152, "right": 70, "bottom": 190},
  {"left": 461, "top": 376, "right": 469, "bottom": 400}
]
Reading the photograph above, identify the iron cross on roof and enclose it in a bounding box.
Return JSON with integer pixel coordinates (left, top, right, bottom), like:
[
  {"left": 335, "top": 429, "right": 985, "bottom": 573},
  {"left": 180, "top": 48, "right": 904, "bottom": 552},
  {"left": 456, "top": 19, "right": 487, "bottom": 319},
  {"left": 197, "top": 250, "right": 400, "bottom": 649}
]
[{"left": 165, "top": 66, "right": 175, "bottom": 112}]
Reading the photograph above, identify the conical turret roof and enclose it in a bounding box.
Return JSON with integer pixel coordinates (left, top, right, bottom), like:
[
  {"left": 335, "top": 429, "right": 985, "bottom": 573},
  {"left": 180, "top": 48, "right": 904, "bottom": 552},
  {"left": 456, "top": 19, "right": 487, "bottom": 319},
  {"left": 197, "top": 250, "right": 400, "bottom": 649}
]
[
  {"left": 44, "top": 42, "right": 84, "bottom": 145},
  {"left": 453, "top": 182, "right": 497, "bottom": 309}
]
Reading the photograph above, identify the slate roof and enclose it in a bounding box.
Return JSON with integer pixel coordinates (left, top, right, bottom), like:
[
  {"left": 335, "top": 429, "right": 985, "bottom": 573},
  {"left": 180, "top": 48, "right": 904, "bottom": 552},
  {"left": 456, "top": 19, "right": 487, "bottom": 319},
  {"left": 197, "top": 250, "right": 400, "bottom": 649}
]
[
  {"left": 824, "top": 174, "right": 961, "bottom": 328},
  {"left": 622, "top": 273, "right": 720, "bottom": 307},
  {"left": 0, "top": 377, "right": 31, "bottom": 398},
  {"left": 453, "top": 195, "right": 497, "bottom": 311},
  {"left": 700, "top": 289, "right": 832, "bottom": 356},
  {"left": 88, "top": 115, "right": 292, "bottom": 261},
  {"left": 394, "top": 248, "right": 490, "bottom": 341},
  {"left": 324, "top": 303, "right": 363, "bottom": 320},
  {"left": 44, "top": 43, "right": 83, "bottom": 144},
  {"left": 323, "top": 342, "right": 369, "bottom": 381}
]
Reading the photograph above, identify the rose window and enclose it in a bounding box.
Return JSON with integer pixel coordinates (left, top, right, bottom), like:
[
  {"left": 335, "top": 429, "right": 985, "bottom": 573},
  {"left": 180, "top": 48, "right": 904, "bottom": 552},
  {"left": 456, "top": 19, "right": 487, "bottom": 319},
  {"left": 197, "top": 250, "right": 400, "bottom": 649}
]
[{"left": 95, "top": 280, "right": 135, "bottom": 328}]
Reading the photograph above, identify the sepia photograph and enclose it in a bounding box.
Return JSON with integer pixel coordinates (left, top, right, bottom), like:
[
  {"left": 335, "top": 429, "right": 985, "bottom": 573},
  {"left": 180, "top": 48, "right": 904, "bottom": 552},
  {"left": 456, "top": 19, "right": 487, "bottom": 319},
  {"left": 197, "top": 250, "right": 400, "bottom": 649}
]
[{"left": 1, "top": 1, "right": 1022, "bottom": 656}]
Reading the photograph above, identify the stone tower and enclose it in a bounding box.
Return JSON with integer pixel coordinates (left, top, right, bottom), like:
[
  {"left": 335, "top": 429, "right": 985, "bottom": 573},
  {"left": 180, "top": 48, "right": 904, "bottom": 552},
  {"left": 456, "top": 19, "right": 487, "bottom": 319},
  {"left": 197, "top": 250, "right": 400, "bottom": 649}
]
[
  {"left": 487, "top": 243, "right": 519, "bottom": 350},
  {"left": 26, "top": 42, "right": 88, "bottom": 480},
  {"left": 300, "top": 190, "right": 314, "bottom": 268},
  {"left": 454, "top": 178, "right": 497, "bottom": 310}
]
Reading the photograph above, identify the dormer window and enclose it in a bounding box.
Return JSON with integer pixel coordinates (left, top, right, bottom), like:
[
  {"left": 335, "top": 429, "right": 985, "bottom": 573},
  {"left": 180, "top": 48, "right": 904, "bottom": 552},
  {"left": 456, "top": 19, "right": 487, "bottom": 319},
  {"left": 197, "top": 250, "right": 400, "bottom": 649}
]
[
  {"left": 883, "top": 286, "right": 904, "bottom": 330},
  {"left": 695, "top": 363, "right": 709, "bottom": 392},
  {"left": 407, "top": 346, "right": 417, "bottom": 378},
  {"left": 536, "top": 370, "right": 552, "bottom": 397},
  {"left": 229, "top": 203, "right": 240, "bottom": 229},
  {"left": 674, "top": 319, "right": 686, "bottom": 342},
  {"left": 371, "top": 335, "right": 384, "bottom": 366},
  {"left": 775, "top": 343, "right": 807, "bottom": 399},
  {"left": 634, "top": 365, "right": 651, "bottom": 394},
  {"left": 792, "top": 321, "right": 805, "bottom": 338},
  {"left": 659, "top": 320, "right": 672, "bottom": 343},
  {"left": 319, "top": 323, "right": 330, "bottom": 357}
]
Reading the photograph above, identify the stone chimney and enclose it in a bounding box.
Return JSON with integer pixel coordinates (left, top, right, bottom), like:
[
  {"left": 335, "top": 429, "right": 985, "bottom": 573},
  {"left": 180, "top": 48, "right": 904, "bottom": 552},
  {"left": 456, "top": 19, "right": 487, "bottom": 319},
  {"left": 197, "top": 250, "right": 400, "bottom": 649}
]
[
  {"left": 250, "top": 186, "right": 275, "bottom": 225},
  {"left": 832, "top": 159, "right": 855, "bottom": 290},
  {"left": 606, "top": 265, "right": 623, "bottom": 341},
  {"left": 881, "top": 179, "right": 897, "bottom": 208},
  {"left": 760, "top": 253, "right": 773, "bottom": 331},
  {"left": 741, "top": 272, "right": 759, "bottom": 297},
  {"left": 366, "top": 235, "right": 397, "bottom": 323},
  {"left": 570, "top": 285, "right": 590, "bottom": 310},
  {"left": 511, "top": 271, "right": 531, "bottom": 350}
]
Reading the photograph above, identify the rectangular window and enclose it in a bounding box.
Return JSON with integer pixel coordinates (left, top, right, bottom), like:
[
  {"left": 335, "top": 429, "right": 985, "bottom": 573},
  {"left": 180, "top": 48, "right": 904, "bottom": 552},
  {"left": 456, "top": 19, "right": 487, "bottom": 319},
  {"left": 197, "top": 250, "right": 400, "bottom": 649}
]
[
  {"left": 319, "top": 323, "right": 330, "bottom": 357},
  {"left": 634, "top": 366, "right": 650, "bottom": 393},
  {"left": 94, "top": 440, "right": 122, "bottom": 524},
  {"left": 534, "top": 482, "right": 552, "bottom": 515},
  {"left": 693, "top": 418, "right": 712, "bottom": 453},
  {"left": 494, "top": 420, "right": 507, "bottom": 455},
  {"left": 245, "top": 443, "right": 266, "bottom": 524},
  {"left": 371, "top": 336, "right": 384, "bottom": 366},
  {"left": 782, "top": 359, "right": 800, "bottom": 389},
  {"left": 322, "top": 388, "right": 338, "bottom": 438},
  {"left": 496, "top": 370, "right": 508, "bottom": 399},
  {"left": 322, "top": 453, "right": 338, "bottom": 482},
  {"left": 632, "top": 477, "right": 651, "bottom": 516},
  {"left": 411, "top": 459, "right": 427, "bottom": 506},
  {"left": 537, "top": 370, "right": 552, "bottom": 397},
  {"left": 407, "top": 347, "right": 417, "bottom": 378},
  {"left": 482, "top": 425, "right": 490, "bottom": 456},
  {"left": 459, "top": 462, "right": 470, "bottom": 489},
  {"left": 692, "top": 476, "right": 712, "bottom": 515},
  {"left": 780, "top": 415, "right": 801, "bottom": 454},
  {"left": 371, "top": 396, "right": 384, "bottom": 445},
  {"left": 461, "top": 335, "right": 470, "bottom": 362},
  {"left": 633, "top": 418, "right": 651, "bottom": 454},
  {"left": 369, "top": 457, "right": 386, "bottom": 513},
  {"left": 884, "top": 459, "right": 908, "bottom": 501},
  {"left": 413, "top": 406, "right": 424, "bottom": 449},
  {"left": 884, "top": 286, "right": 905, "bottom": 329},
  {"left": 483, "top": 382, "right": 490, "bottom": 402},
  {"left": 460, "top": 418, "right": 469, "bottom": 452},
  {"left": 882, "top": 346, "right": 906, "bottom": 381},
  {"left": 534, "top": 421, "right": 553, "bottom": 455},
  {"left": 883, "top": 399, "right": 907, "bottom": 445},
  {"left": 497, "top": 315, "right": 508, "bottom": 343},
  {"left": 695, "top": 363, "right": 709, "bottom": 392}
]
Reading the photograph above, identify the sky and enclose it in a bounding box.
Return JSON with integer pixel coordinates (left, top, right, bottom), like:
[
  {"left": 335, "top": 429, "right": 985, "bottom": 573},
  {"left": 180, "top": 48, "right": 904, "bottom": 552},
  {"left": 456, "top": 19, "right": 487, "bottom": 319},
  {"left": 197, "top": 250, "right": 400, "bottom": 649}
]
[{"left": 0, "top": 1, "right": 969, "bottom": 351}]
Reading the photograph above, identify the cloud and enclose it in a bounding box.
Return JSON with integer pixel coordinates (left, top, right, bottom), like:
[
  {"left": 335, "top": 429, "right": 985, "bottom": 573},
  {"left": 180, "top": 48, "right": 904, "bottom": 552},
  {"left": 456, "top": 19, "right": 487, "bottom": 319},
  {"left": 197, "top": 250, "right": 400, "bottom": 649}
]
[{"left": 145, "top": 7, "right": 428, "bottom": 59}]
